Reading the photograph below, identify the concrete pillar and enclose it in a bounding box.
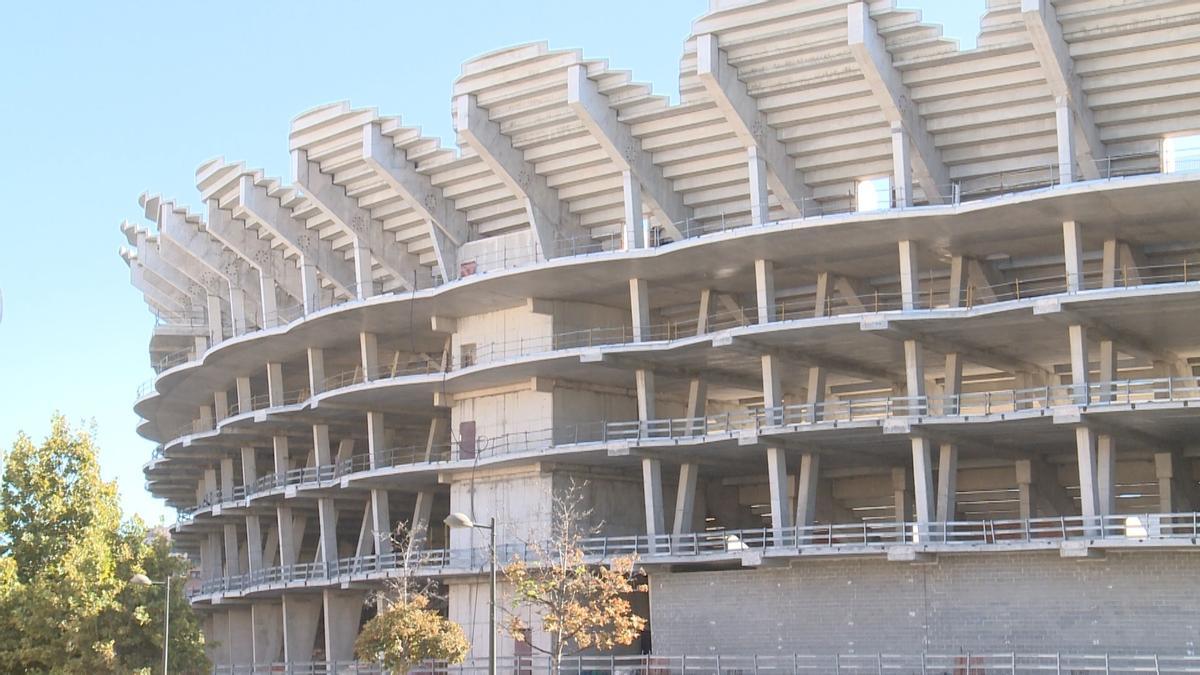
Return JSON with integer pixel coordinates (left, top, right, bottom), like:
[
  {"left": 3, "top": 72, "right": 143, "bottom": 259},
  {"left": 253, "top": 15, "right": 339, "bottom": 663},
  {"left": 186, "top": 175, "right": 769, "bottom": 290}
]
[
  {"left": 813, "top": 271, "right": 831, "bottom": 318},
  {"left": 754, "top": 259, "right": 775, "bottom": 323},
  {"left": 206, "top": 294, "right": 224, "bottom": 346},
  {"left": 766, "top": 446, "right": 792, "bottom": 542},
  {"left": 245, "top": 513, "right": 264, "bottom": 573},
  {"left": 210, "top": 611, "right": 231, "bottom": 666},
  {"left": 794, "top": 452, "right": 820, "bottom": 530},
  {"left": 259, "top": 271, "right": 279, "bottom": 328},
  {"left": 1075, "top": 426, "right": 1101, "bottom": 521},
  {"left": 696, "top": 288, "right": 712, "bottom": 334},
  {"left": 641, "top": 458, "right": 666, "bottom": 546},
  {"left": 228, "top": 285, "right": 249, "bottom": 336},
  {"left": 316, "top": 499, "right": 338, "bottom": 565},
  {"left": 947, "top": 256, "right": 965, "bottom": 308},
  {"left": 360, "top": 331, "right": 379, "bottom": 381},
  {"left": 206, "top": 532, "right": 222, "bottom": 582},
  {"left": 1068, "top": 324, "right": 1090, "bottom": 404},
  {"left": 686, "top": 377, "right": 707, "bottom": 435},
  {"left": 282, "top": 594, "right": 322, "bottom": 663},
  {"left": 1154, "top": 452, "right": 1176, "bottom": 512},
  {"left": 323, "top": 590, "right": 365, "bottom": 662},
  {"left": 748, "top": 145, "right": 771, "bottom": 226},
  {"left": 251, "top": 602, "right": 284, "bottom": 664},
  {"left": 891, "top": 122, "right": 912, "bottom": 207},
  {"left": 197, "top": 405, "right": 214, "bottom": 433},
  {"left": 267, "top": 361, "right": 284, "bottom": 407},
  {"left": 761, "top": 354, "right": 783, "bottom": 424},
  {"left": 903, "top": 339, "right": 926, "bottom": 405},
  {"left": 371, "top": 489, "right": 392, "bottom": 555},
  {"left": 1097, "top": 434, "right": 1116, "bottom": 516},
  {"left": 943, "top": 352, "right": 962, "bottom": 415},
  {"left": 203, "top": 467, "right": 218, "bottom": 500},
  {"left": 412, "top": 490, "right": 434, "bottom": 547},
  {"left": 1098, "top": 340, "right": 1117, "bottom": 402},
  {"left": 898, "top": 240, "right": 920, "bottom": 310},
  {"left": 213, "top": 390, "right": 229, "bottom": 420},
  {"left": 1063, "top": 220, "right": 1084, "bottom": 291},
  {"left": 911, "top": 437, "right": 936, "bottom": 525},
  {"left": 672, "top": 462, "right": 700, "bottom": 536},
  {"left": 936, "top": 443, "right": 958, "bottom": 522},
  {"left": 227, "top": 607, "right": 254, "bottom": 667},
  {"left": 220, "top": 457, "right": 236, "bottom": 498},
  {"left": 223, "top": 522, "right": 240, "bottom": 576},
  {"left": 1055, "top": 96, "right": 1076, "bottom": 184},
  {"left": 892, "top": 467, "right": 911, "bottom": 522},
  {"left": 1016, "top": 459, "right": 1034, "bottom": 520},
  {"left": 1102, "top": 238, "right": 1118, "bottom": 288},
  {"left": 352, "top": 240, "right": 374, "bottom": 300},
  {"left": 806, "top": 366, "right": 826, "bottom": 422},
  {"left": 367, "top": 411, "right": 387, "bottom": 468},
  {"left": 635, "top": 369, "right": 656, "bottom": 427},
  {"left": 301, "top": 259, "right": 321, "bottom": 314},
  {"left": 629, "top": 278, "right": 651, "bottom": 341},
  {"left": 236, "top": 376, "right": 252, "bottom": 414},
  {"left": 621, "top": 170, "right": 645, "bottom": 249},
  {"left": 308, "top": 347, "right": 325, "bottom": 395},
  {"left": 356, "top": 501, "right": 375, "bottom": 557},
  {"left": 425, "top": 417, "right": 446, "bottom": 461}
]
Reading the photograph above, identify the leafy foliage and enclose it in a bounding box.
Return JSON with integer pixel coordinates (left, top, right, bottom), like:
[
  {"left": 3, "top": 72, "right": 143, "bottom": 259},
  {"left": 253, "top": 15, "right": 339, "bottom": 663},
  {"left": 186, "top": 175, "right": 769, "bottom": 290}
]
[
  {"left": 354, "top": 594, "right": 470, "bottom": 675},
  {"left": 503, "top": 481, "right": 648, "bottom": 671},
  {"left": 0, "top": 414, "right": 209, "bottom": 674}
]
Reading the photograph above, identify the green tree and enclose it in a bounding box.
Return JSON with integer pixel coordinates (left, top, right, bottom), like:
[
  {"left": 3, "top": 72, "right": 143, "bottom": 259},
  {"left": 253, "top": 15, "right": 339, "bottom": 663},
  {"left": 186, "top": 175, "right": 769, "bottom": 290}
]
[
  {"left": 354, "top": 594, "right": 470, "bottom": 674},
  {"left": 0, "top": 414, "right": 209, "bottom": 674}
]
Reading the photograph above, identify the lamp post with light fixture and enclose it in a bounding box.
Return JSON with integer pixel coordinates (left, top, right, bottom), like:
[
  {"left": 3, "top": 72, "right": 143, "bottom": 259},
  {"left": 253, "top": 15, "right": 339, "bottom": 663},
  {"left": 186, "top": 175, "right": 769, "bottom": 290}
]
[
  {"left": 129, "top": 573, "right": 170, "bottom": 674},
  {"left": 443, "top": 512, "right": 497, "bottom": 675}
]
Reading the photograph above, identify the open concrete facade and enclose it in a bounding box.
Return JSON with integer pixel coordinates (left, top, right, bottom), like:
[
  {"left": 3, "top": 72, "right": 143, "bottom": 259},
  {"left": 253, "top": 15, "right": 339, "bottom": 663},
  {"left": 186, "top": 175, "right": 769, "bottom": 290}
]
[{"left": 123, "top": 1, "right": 1200, "bottom": 671}]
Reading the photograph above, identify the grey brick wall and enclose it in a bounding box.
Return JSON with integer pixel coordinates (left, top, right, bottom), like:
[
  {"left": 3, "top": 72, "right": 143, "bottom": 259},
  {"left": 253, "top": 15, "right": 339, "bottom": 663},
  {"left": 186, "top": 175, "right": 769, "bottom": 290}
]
[{"left": 648, "top": 551, "right": 1200, "bottom": 655}]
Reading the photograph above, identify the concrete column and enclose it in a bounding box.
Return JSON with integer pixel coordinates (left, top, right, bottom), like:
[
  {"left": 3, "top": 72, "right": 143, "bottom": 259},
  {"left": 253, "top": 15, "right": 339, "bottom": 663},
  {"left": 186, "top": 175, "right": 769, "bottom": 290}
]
[
  {"left": 245, "top": 513, "right": 264, "bottom": 573},
  {"left": 936, "top": 443, "right": 958, "bottom": 522},
  {"left": 425, "top": 417, "right": 446, "bottom": 461},
  {"left": 282, "top": 594, "right": 322, "bottom": 663},
  {"left": 766, "top": 446, "right": 792, "bottom": 542},
  {"left": 197, "top": 405, "right": 213, "bottom": 433},
  {"left": 629, "top": 278, "right": 651, "bottom": 341},
  {"left": 1098, "top": 340, "right": 1117, "bottom": 402},
  {"left": 892, "top": 467, "right": 911, "bottom": 522},
  {"left": 1102, "top": 238, "right": 1118, "bottom": 288},
  {"left": 203, "top": 467, "right": 218, "bottom": 500},
  {"left": 356, "top": 501, "right": 375, "bottom": 557},
  {"left": 685, "top": 377, "right": 707, "bottom": 435},
  {"left": 1055, "top": 96, "right": 1076, "bottom": 184},
  {"left": 943, "top": 352, "right": 962, "bottom": 415},
  {"left": 223, "top": 525, "right": 240, "bottom": 577},
  {"left": 308, "top": 347, "right": 325, "bottom": 395},
  {"left": 227, "top": 607, "right": 254, "bottom": 667},
  {"left": 672, "top": 462, "right": 700, "bottom": 536},
  {"left": 210, "top": 612, "right": 230, "bottom": 667},
  {"left": 228, "top": 285, "right": 249, "bottom": 336},
  {"left": 813, "top": 271, "right": 831, "bottom": 318},
  {"left": 898, "top": 240, "right": 920, "bottom": 310},
  {"left": 301, "top": 259, "right": 321, "bottom": 314},
  {"left": 1068, "top": 324, "right": 1090, "bottom": 404},
  {"left": 621, "top": 170, "right": 645, "bottom": 249},
  {"left": 891, "top": 122, "right": 912, "bottom": 207},
  {"left": 213, "top": 390, "right": 229, "bottom": 421},
  {"left": 371, "top": 489, "right": 392, "bottom": 555},
  {"left": 1097, "top": 434, "right": 1116, "bottom": 516},
  {"left": 412, "top": 490, "right": 434, "bottom": 547},
  {"left": 748, "top": 145, "right": 771, "bottom": 226},
  {"left": 755, "top": 259, "right": 775, "bottom": 323},
  {"left": 251, "top": 602, "right": 284, "bottom": 664},
  {"left": 947, "top": 256, "right": 965, "bottom": 308},
  {"left": 1063, "top": 220, "right": 1084, "bottom": 291},
  {"left": 635, "top": 369, "right": 656, "bottom": 427},
  {"left": 193, "top": 334, "right": 208, "bottom": 354},
  {"left": 903, "top": 339, "right": 926, "bottom": 405},
  {"left": 267, "top": 362, "right": 284, "bottom": 407},
  {"left": 911, "top": 437, "right": 936, "bottom": 525},
  {"left": 360, "top": 331, "right": 379, "bottom": 381},
  {"left": 206, "top": 294, "right": 224, "bottom": 346},
  {"left": 1016, "top": 459, "right": 1034, "bottom": 520},
  {"left": 696, "top": 288, "right": 712, "bottom": 334},
  {"left": 235, "top": 376, "right": 252, "bottom": 414},
  {"left": 259, "top": 271, "right": 279, "bottom": 328},
  {"left": 761, "top": 354, "right": 783, "bottom": 424},
  {"left": 641, "top": 458, "right": 666, "bottom": 546},
  {"left": 1075, "top": 426, "right": 1101, "bottom": 521},
  {"left": 1154, "top": 452, "right": 1176, "bottom": 512},
  {"left": 794, "top": 452, "right": 820, "bottom": 530},
  {"left": 220, "top": 457, "right": 236, "bottom": 498},
  {"left": 806, "top": 366, "right": 826, "bottom": 423},
  {"left": 352, "top": 240, "right": 374, "bottom": 300},
  {"left": 206, "top": 532, "right": 223, "bottom": 582},
  {"left": 367, "top": 411, "right": 387, "bottom": 468},
  {"left": 323, "top": 590, "right": 365, "bottom": 662}
]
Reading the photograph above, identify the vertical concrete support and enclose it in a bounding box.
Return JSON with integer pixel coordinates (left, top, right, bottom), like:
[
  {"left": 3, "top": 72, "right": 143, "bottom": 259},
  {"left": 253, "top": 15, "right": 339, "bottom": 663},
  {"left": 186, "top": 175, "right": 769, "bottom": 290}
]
[
  {"left": 641, "top": 458, "right": 666, "bottom": 546},
  {"left": 371, "top": 489, "right": 392, "bottom": 555},
  {"left": 1068, "top": 324, "right": 1090, "bottom": 403},
  {"left": 1055, "top": 96, "right": 1076, "bottom": 184},
  {"left": 944, "top": 352, "right": 963, "bottom": 415},
  {"left": 198, "top": 405, "right": 214, "bottom": 432},
  {"left": 241, "top": 446, "right": 264, "bottom": 572},
  {"left": 1154, "top": 452, "right": 1176, "bottom": 512},
  {"left": 425, "top": 417, "right": 446, "bottom": 461},
  {"left": 1102, "top": 238, "right": 1118, "bottom": 288},
  {"left": 360, "top": 332, "right": 379, "bottom": 381},
  {"left": 806, "top": 366, "right": 827, "bottom": 422},
  {"left": 313, "top": 426, "right": 338, "bottom": 565},
  {"left": 356, "top": 501, "right": 375, "bottom": 557},
  {"left": 251, "top": 602, "right": 284, "bottom": 665},
  {"left": 206, "top": 294, "right": 224, "bottom": 346},
  {"left": 227, "top": 607, "right": 254, "bottom": 667},
  {"left": 203, "top": 467, "right": 218, "bottom": 500},
  {"left": 903, "top": 339, "right": 926, "bottom": 404},
  {"left": 813, "top": 272, "right": 831, "bottom": 318},
  {"left": 892, "top": 467, "right": 910, "bottom": 522},
  {"left": 352, "top": 240, "right": 374, "bottom": 300},
  {"left": 673, "top": 462, "right": 700, "bottom": 536},
  {"left": 1075, "top": 426, "right": 1100, "bottom": 521},
  {"left": 210, "top": 612, "right": 231, "bottom": 667},
  {"left": 323, "top": 590, "right": 365, "bottom": 662},
  {"left": 794, "top": 452, "right": 820, "bottom": 530},
  {"left": 220, "top": 457, "right": 236, "bottom": 498},
  {"left": 1063, "top": 220, "right": 1084, "bottom": 291},
  {"left": 629, "top": 278, "right": 651, "bottom": 341},
  {"left": 1016, "top": 459, "right": 1035, "bottom": 520},
  {"left": 282, "top": 594, "right": 322, "bottom": 664},
  {"left": 308, "top": 347, "right": 325, "bottom": 395},
  {"left": 891, "top": 122, "right": 912, "bottom": 207},
  {"left": 1098, "top": 340, "right": 1117, "bottom": 402},
  {"left": 1096, "top": 434, "right": 1117, "bottom": 516},
  {"left": 696, "top": 288, "right": 712, "bottom": 334},
  {"left": 412, "top": 490, "right": 434, "bottom": 547},
  {"left": 898, "top": 240, "right": 920, "bottom": 310},
  {"left": 236, "top": 376, "right": 252, "bottom": 414},
  {"left": 272, "top": 435, "right": 298, "bottom": 567},
  {"left": 267, "top": 362, "right": 284, "bottom": 407},
  {"left": 300, "top": 260, "right": 321, "bottom": 314},
  {"left": 228, "top": 286, "right": 249, "bottom": 337},
  {"left": 621, "top": 170, "right": 645, "bottom": 249},
  {"left": 911, "top": 436, "right": 936, "bottom": 525},
  {"left": 259, "top": 270, "right": 279, "bottom": 328},
  {"left": 685, "top": 378, "right": 707, "bottom": 435},
  {"left": 765, "top": 446, "right": 792, "bottom": 542},
  {"left": 936, "top": 443, "right": 959, "bottom": 522},
  {"left": 947, "top": 256, "right": 966, "bottom": 308},
  {"left": 222, "top": 522, "right": 240, "bottom": 577},
  {"left": 635, "top": 369, "right": 657, "bottom": 428},
  {"left": 748, "top": 146, "right": 771, "bottom": 226},
  {"left": 761, "top": 354, "right": 783, "bottom": 424},
  {"left": 206, "top": 533, "right": 223, "bottom": 582},
  {"left": 213, "top": 390, "right": 229, "bottom": 420},
  {"left": 367, "top": 411, "right": 387, "bottom": 469},
  {"left": 754, "top": 259, "right": 775, "bottom": 323}
]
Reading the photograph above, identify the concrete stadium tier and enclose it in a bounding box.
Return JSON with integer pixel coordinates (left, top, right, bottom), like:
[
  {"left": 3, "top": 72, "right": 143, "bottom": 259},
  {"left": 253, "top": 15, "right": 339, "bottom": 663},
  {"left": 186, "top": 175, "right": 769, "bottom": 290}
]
[{"left": 121, "top": 1, "right": 1200, "bottom": 671}]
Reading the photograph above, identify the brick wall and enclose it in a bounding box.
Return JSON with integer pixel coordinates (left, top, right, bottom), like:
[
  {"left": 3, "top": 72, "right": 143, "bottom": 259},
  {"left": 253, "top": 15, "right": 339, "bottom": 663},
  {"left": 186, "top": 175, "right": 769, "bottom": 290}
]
[{"left": 648, "top": 551, "right": 1200, "bottom": 655}]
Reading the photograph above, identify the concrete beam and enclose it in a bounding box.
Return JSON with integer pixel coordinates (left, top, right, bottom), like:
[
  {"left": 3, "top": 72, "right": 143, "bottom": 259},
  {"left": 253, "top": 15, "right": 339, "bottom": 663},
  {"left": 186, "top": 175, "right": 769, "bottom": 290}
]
[
  {"left": 205, "top": 200, "right": 304, "bottom": 317},
  {"left": 1021, "top": 0, "right": 1104, "bottom": 181},
  {"left": 566, "top": 64, "right": 687, "bottom": 241},
  {"left": 847, "top": 3, "right": 950, "bottom": 203},
  {"left": 361, "top": 122, "right": 469, "bottom": 280},
  {"left": 695, "top": 33, "right": 810, "bottom": 220}
]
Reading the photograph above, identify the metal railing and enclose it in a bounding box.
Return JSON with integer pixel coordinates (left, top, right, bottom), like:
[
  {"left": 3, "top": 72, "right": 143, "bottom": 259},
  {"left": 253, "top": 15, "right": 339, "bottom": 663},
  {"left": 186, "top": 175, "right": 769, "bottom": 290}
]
[{"left": 190, "top": 512, "right": 1200, "bottom": 598}]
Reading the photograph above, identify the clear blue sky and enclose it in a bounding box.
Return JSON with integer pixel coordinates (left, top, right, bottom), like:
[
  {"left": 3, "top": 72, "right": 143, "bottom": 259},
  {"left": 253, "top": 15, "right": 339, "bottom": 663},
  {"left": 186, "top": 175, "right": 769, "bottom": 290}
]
[{"left": 0, "top": 1, "right": 985, "bottom": 524}]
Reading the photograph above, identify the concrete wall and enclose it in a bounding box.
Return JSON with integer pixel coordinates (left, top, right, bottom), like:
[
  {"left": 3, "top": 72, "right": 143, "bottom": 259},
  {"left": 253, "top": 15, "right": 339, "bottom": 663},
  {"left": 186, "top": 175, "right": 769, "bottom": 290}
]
[{"left": 649, "top": 551, "right": 1200, "bottom": 655}]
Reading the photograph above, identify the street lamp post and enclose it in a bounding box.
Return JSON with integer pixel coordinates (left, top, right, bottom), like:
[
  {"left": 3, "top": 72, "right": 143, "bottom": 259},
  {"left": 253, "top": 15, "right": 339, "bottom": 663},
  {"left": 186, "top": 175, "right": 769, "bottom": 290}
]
[
  {"left": 444, "top": 512, "right": 497, "bottom": 675},
  {"left": 130, "top": 573, "right": 170, "bottom": 675}
]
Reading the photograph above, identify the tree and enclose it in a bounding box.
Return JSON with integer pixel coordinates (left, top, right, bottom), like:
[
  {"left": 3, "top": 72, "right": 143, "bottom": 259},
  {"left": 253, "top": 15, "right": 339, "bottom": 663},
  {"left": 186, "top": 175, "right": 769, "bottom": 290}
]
[
  {"left": 0, "top": 414, "right": 209, "bottom": 674},
  {"left": 503, "top": 481, "right": 648, "bottom": 672},
  {"left": 354, "top": 521, "right": 470, "bottom": 674}
]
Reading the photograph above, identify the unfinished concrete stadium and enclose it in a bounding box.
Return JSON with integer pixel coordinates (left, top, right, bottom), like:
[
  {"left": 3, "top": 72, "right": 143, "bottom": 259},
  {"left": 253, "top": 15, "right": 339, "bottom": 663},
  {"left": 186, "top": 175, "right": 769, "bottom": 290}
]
[{"left": 123, "top": 0, "right": 1200, "bottom": 672}]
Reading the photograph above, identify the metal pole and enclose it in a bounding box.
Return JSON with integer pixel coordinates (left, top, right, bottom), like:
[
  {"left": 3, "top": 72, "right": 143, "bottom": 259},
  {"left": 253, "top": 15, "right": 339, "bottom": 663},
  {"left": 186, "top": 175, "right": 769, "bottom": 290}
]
[
  {"left": 489, "top": 517, "right": 497, "bottom": 675},
  {"left": 164, "top": 575, "right": 171, "bottom": 675}
]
